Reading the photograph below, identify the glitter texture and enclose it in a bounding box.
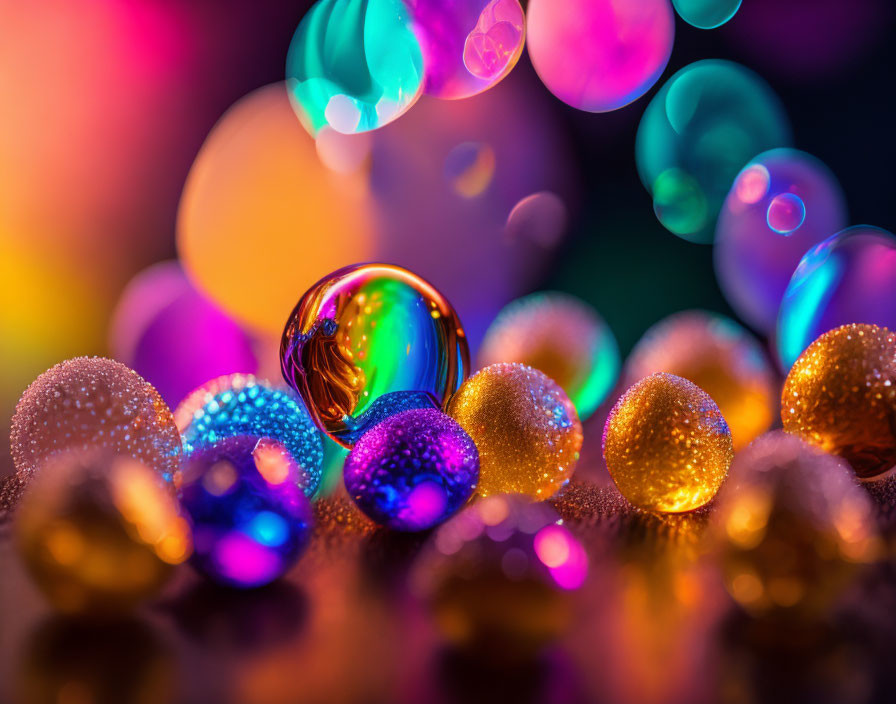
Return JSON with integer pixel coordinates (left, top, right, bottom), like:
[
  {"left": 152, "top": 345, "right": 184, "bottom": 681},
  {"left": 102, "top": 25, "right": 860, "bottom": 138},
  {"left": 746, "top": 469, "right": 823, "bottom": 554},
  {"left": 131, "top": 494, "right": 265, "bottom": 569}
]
[
  {"left": 447, "top": 363, "right": 582, "bottom": 499},
  {"left": 179, "top": 436, "right": 314, "bottom": 588},
  {"left": 344, "top": 408, "right": 479, "bottom": 531},
  {"left": 15, "top": 452, "right": 191, "bottom": 614},
  {"left": 175, "top": 374, "right": 323, "bottom": 497},
  {"left": 603, "top": 373, "right": 733, "bottom": 513},
  {"left": 781, "top": 324, "right": 896, "bottom": 479},
  {"left": 10, "top": 357, "right": 182, "bottom": 485}
]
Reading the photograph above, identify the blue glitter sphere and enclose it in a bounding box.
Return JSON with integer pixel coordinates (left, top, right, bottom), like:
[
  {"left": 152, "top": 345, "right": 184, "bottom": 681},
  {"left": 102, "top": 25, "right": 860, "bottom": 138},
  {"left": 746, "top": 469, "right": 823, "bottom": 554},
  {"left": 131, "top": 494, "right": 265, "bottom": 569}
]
[
  {"left": 179, "top": 436, "right": 314, "bottom": 588},
  {"left": 344, "top": 408, "right": 479, "bottom": 532},
  {"left": 175, "top": 374, "right": 323, "bottom": 497}
]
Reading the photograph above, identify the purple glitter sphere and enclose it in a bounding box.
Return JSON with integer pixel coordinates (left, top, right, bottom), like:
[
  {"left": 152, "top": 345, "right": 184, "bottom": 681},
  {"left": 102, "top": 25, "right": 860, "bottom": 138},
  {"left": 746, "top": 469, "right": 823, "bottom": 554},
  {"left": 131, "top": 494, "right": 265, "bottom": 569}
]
[
  {"left": 179, "top": 436, "right": 313, "bottom": 588},
  {"left": 344, "top": 409, "right": 479, "bottom": 532}
]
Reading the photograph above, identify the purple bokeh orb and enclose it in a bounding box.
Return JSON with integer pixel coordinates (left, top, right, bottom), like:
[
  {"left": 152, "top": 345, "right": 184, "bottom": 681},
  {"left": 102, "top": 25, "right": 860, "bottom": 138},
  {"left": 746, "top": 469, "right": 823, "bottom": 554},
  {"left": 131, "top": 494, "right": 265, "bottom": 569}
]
[
  {"left": 179, "top": 436, "right": 313, "bottom": 588},
  {"left": 344, "top": 409, "right": 479, "bottom": 532}
]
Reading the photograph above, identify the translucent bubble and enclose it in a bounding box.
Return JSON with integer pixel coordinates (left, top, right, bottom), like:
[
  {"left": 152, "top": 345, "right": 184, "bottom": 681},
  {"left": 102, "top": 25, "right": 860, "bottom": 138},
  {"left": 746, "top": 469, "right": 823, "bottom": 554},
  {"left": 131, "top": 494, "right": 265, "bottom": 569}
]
[
  {"left": 504, "top": 191, "right": 568, "bottom": 249},
  {"left": 443, "top": 141, "right": 496, "bottom": 197},
  {"left": 280, "top": 264, "right": 470, "bottom": 447},
  {"left": 286, "top": 0, "right": 424, "bottom": 135},
  {"left": 526, "top": 0, "right": 674, "bottom": 112},
  {"left": 777, "top": 226, "right": 896, "bottom": 369},
  {"left": 314, "top": 127, "right": 372, "bottom": 174},
  {"left": 715, "top": 149, "right": 847, "bottom": 333},
  {"left": 408, "top": 0, "right": 526, "bottom": 100},
  {"left": 672, "top": 0, "right": 742, "bottom": 29},
  {"left": 636, "top": 60, "right": 791, "bottom": 243},
  {"left": 477, "top": 292, "right": 619, "bottom": 420}
]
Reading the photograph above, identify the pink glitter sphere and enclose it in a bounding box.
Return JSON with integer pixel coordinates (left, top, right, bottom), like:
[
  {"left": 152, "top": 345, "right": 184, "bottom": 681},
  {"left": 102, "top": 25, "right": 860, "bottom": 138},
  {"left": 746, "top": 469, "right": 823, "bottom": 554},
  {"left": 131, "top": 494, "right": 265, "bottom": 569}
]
[{"left": 526, "top": 0, "right": 674, "bottom": 112}]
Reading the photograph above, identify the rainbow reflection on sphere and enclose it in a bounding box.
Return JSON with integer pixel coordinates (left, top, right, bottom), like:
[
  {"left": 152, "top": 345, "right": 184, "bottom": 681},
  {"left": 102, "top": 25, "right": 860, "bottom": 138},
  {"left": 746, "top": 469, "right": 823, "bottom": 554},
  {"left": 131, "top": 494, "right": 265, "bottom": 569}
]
[
  {"left": 286, "top": 0, "right": 424, "bottom": 135},
  {"left": 175, "top": 375, "right": 323, "bottom": 497},
  {"left": 344, "top": 409, "right": 478, "bottom": 531},
  {"left": 281, "top": 264, "right": 470, "bottom": 448},
  {"left": 179, "top": 436, "right": 314, "bottom": 588},
  {"left": 636, "top": 60, "right": 791, "bottom": 243},
  {"left": 408, "top": 0, "right": 525, "bottom": 100},
  {"left": 477, "top": 292, "right": 619, "bottom": 421},
  {"left": 777, "top": 226, "right": 896, "bottom": 369},
  {"left": 715, "top": 149, "right": 847, "bottom": 333},
  {"left": 526, "top": 0, "right": 674, "bottom": 113},
  {"left": 672, "top": 0, "right": 742, "bottom": 29}
]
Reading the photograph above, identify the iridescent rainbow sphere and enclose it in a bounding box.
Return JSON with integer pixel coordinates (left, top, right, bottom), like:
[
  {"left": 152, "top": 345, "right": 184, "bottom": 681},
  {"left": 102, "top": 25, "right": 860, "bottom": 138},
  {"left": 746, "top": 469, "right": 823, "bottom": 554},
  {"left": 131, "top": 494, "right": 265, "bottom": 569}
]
[
  {"left": 286, "top": 0, "right": 424, "bottom": 135},
  {"left": 408, "top": 0, "right": 526, "bottom": 100},
  {"left": 714, "top": 149, "right": 847, "bottom": 333},
  {"left": 672, "top": 0, "right": 742, "bottom": 29},
  {"left": 281, "top": 263, "right": 470, "bottom": 448},
  {"left": 175, "top": 374, "right": 323, "bottom": 497},
  {"left": 636, "top": 60, "right": 791, "bottom": 243},
  {"left": 526, "top": 0, "right": 674, "bottom": 113},
  {"left": 477, "top": 292, "right": 619, "bottom": 421},
  {"left": 178, "top": 436, "right": 314, "bottom": 588},
  {"left": 777, "top": 226, "right": 896, "bottom": 369},
  {"left": 343, "top": 409, "right": 478, "bottom": 531},
  {"left": 624, "top": 311, "right": 777, "bottom": 450}
]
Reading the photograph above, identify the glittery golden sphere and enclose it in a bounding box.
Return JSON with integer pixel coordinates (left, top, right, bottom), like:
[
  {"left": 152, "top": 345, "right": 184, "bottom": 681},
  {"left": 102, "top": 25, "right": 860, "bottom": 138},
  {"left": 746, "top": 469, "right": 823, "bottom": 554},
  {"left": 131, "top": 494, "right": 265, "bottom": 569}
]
[
  {"left": 10, "top": 357, "right": 183, "bottom": 485},
  {"left": 782, "top": 323, "right": 896, "bottom": 479},
  {"left": 447, "top": 363, "right": 582, "bottom": 499},
  {"left": 603, "top": 373, "right": 733, "bottom": 513},
  {"left": 15, "top": 452, "right": 192, "bottom": 613},
  {"left": 713, "top": 431, "right": 880, "bottom": 620}
]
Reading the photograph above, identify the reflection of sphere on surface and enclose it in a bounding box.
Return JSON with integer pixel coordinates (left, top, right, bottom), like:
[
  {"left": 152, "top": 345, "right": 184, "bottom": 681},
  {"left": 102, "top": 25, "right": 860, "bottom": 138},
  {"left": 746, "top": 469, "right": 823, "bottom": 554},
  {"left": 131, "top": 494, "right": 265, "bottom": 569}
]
[
  {"left": 777, "top": 226, "right": 896, "bottom": 370},
  {"left": 15, "top": 452, "right": 191, "bottom": 613},
  {"left": 177, "top": 83, "right": 374, "bottom": 334},
  {"left": 603, "top": 373, "right": 733, "bottom": 513},
  {"left": 714, "top": 432, "right": 879, "bottom": 620},
  {"left": 176, "top": 374, "right": 323, "bottom": 497},
  {"left": 281, "top": 263, "right": 469, "bottom": 447},
  {"left": 624, "top": 311, "right": 776, "bottom": 450},
  {"left": 478, "top": 292, "right": 619, "bottom": 421},
  {"left": 782, "top": 324, "right": 896, "bottom": 480},
  {"left": 672, "top": 0, "right": 742, "bottom": 28},
  {"left": 448, "top": 363, "right": 582, "bottom": 499},
  {"left": 109, "top": 261, "right": 258, "bottom": 408},
  {"left": 409, "top": 0, "right": 526, "bottom": 100},
  {"left": 179, "top": 436, "right": 314, "bottom": 588},
  {"left": 413, "top": 494, "right": 587, "bottom": 658},
  {"left": 286, "top": 0, "right": 424, "bottom": 134},
  {"left": 344, "top": 409, "right": 479, "bottom": 531},
  {"left": 636, "top": 60, "right": 791, "bottom": 243},
  {"left": 10, "top": 357, "right": 182, "bottom": 484},
  {"left": 526, "top": 0, "right": 674, "bottom": 112},
  {"left": 715, "top": 149, "right": 847, "bottom": 333}
]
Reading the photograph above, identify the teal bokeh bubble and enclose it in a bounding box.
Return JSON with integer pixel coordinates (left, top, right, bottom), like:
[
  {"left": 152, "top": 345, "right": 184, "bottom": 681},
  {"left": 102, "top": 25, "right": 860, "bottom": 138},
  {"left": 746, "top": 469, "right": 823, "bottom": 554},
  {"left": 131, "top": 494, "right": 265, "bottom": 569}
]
[
  {"left": 286, "top": 0, "right": 424, "bottom": 135},
  {"left": 636, "top": 60, "right": 791, "bottom": 244},
  {"left": 672, "top": 0, "right": 742, "bottom": 29}
]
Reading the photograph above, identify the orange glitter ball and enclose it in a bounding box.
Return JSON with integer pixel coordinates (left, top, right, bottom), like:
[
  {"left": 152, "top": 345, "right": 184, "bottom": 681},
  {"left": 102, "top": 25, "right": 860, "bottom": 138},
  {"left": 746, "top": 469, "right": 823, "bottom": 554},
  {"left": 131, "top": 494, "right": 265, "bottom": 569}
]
[
  {"left": 603, "top": 373, "right": 733, "bottom": 513},
  {"left": 782, "top": 323, "right": 896, "bottom": 479}
]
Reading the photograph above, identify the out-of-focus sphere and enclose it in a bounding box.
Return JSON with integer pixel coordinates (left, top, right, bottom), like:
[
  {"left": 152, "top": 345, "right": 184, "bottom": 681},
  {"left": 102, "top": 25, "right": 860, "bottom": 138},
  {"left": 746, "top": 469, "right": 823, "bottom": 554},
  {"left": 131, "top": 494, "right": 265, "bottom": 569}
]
[
  {"left": 777, "top": 226, "right": 896, "bottom": 369},
  {"left": 672, "top": 0, "right": 742, "bottom": 29},
  {"left": 447, "top": 363, "right": 582, "bottom": 499},
  {"left": 175, "top": 374, "right": 323, "bottom": 497},
  {"left": 714, "top": 431, "right": 879, "bottom": 619},
  {"left": 526, "top": 0, "right": 673, "bottom": 113},
  {"left": 412, "top": 494, "right": 587, "bottom": 657},
  {"left": 15, "top": 452, "right": 191, "bottom": 613},
  {"left": 477, "top": 292, "right": 620, "bottom": 421},
  {"left": 179, "top": 436, "right": 314, "bottom": 588},
  {"left": 344, "top": 409, "right": 479, "bottom": 531},
  {"left": 636, "top": 60, "right": 791, "bottom": 243},
  {"left": 782, "top": 324, "right": 896, "bottom": 479},
  {"left": 408, "top": 0, "right": 526, "bottom": 100},
  {"left": 281, "top": 263, "right": 470, "bottom": 447},
  {"left": 603, "top": 373, "right": 733, "bottom": 513},
  {"left": 504, "top": 191, "right": 568, "bottom": 249},
  {"left": 177, "top": 82, "right": 374, "bottom": 335},
  {"left": 624, "top": 311, "right": 777, "bottom": 450},
  {"left": 715, "top": 149, "right": 847, "bottom": 333},
  {"left": 286, "top": 0, "right": 424, "bottom": 134},
  {"left": 10, "top": 357, "right": 182, "bottom": 485}
]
